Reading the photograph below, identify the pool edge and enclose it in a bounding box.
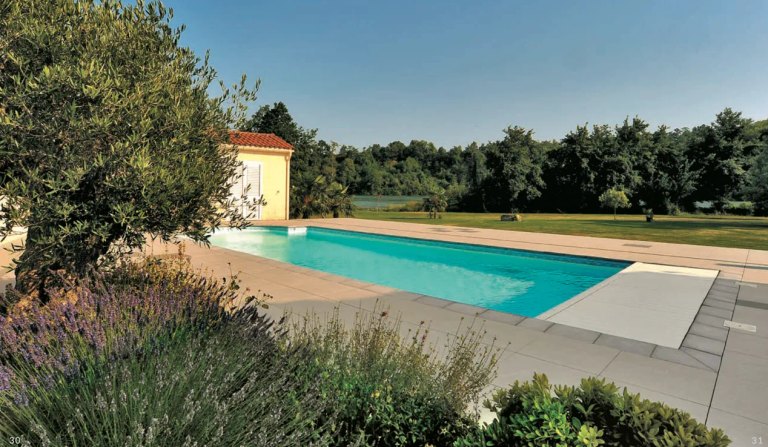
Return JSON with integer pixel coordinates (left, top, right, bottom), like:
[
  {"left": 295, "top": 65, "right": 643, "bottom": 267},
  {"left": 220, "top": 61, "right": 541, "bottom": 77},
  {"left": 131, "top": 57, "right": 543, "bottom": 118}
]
[{"left": 229, "top": 224, "right": 633, "bottom": 269}]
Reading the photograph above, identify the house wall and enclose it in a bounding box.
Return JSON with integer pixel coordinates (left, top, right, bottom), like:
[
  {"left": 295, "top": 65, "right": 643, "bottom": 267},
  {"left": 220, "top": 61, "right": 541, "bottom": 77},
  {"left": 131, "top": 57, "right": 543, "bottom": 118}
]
[{"left": 237, "top": 149, "right": 291, "bottom": 220}]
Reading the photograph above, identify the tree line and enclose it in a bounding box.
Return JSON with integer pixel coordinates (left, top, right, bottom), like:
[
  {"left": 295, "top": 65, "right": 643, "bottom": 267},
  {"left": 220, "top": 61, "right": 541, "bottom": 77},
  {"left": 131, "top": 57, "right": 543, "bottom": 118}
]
[{"left": 242, "top": 103, "right": 768, "bottom": 216}]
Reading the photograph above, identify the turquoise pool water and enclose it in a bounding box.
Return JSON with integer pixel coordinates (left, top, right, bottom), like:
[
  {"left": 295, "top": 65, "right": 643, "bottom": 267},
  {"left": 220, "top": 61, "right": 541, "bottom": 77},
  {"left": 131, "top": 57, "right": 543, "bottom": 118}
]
[{"left": 209, "top": 227, "right": 628, "bottom": 317}]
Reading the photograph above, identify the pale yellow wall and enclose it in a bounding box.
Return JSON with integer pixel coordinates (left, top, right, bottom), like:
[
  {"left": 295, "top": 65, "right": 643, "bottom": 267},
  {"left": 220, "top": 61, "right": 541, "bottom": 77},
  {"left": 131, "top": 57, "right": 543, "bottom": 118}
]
[{"left": 237, "top": 148, "right": 291, "bottom": 220}]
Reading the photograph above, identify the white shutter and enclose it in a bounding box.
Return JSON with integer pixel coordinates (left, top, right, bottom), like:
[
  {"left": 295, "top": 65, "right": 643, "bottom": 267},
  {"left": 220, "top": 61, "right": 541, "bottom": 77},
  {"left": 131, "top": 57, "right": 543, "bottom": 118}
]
[
  {"left": 243, "top": 162, "right": 263, "bottom": 220},
  {"left": 246, "top": 163, "right": 261, "bottom": 197}
]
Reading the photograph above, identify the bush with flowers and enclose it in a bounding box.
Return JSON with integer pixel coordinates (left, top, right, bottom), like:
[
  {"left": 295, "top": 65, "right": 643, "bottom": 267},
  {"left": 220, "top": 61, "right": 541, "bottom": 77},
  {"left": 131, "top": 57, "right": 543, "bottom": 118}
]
[{"left": 285, "top": 306, "right": 504, "bottom": 447}]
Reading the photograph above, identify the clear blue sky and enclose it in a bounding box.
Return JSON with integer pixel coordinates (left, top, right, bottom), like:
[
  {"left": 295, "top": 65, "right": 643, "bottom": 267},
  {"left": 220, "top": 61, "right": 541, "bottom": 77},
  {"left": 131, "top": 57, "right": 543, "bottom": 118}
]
[{"left": 164, "top": 0, "right": 768, "bottom": 148}]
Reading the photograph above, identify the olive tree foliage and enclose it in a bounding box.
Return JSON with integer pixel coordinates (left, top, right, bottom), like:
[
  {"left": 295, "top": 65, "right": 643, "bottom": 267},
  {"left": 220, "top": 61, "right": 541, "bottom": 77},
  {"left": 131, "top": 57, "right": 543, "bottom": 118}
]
[{"left": 0, "top": 0, "right": 259, "bottom": 296}]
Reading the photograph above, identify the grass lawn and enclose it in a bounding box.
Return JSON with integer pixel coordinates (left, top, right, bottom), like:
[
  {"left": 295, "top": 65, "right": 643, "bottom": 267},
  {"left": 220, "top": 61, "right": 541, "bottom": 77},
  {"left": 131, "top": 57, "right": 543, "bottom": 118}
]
[{"left": 353, "top": 211, "right": 768, "bottom": 250}]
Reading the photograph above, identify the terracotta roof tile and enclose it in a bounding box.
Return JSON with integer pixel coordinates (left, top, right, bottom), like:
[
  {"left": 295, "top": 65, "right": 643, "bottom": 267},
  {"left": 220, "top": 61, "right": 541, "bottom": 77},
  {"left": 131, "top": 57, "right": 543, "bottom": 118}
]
[{"left": 228, "top": 131, "right": 293, "bottom": 150}]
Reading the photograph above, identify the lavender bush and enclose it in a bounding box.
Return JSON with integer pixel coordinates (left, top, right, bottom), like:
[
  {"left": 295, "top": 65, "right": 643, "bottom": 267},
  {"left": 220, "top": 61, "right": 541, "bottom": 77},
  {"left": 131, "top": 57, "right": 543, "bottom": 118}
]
[
  {"left": 1, "top": 306, "right": 339, "bottom": 446},
  {"left": 0, "top": 255, "right": 242, "bottom": 409}
]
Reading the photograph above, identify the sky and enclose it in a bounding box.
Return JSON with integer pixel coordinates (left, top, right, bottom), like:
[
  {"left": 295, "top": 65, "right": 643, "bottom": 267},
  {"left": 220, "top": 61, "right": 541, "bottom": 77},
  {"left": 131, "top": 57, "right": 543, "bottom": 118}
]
[{"left": 163, "top": 0, "right": 768, "bottom": 148}]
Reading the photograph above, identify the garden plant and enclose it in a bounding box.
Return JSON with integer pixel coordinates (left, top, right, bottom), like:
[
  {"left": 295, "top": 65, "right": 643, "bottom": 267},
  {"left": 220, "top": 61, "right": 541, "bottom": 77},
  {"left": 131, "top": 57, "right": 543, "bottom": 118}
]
[
  {"left": 284, "top": 306, "right": 503, "bottom": 447},
  {"left": 599, "top": 189, "right": 632, "bottom": 220},
  {"left": 457, "top": 373, "right": 730, "bottom": 447}
]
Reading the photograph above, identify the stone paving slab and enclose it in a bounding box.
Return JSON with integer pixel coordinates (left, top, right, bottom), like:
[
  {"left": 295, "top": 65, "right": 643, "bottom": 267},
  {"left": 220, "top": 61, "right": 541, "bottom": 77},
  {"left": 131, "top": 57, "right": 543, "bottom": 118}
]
[
  {"left": 706, "top": 409, "right": 768, "bottom": 447},
  {"left": 516, "top": 317, "right": 554, "bottom": 332},
  {"left": 698, "top": 305, "right": 733, "bottom": 319},
  {"left": 738, "top": 284, "right": 768, "bottom": 305},
  {"left": 414, "top": 295, "right": 452, "bottom": 307},
  {"left": 480, "top": 309, "right": 527, "bottom": 325},
  {"left": 594, "top": 333, "right": 656, "bottom": 356},
  {"left": 445, "top": 302, "right": 487, "bottom": 315},
  {"left": 682, "top": 334, "right": 726, "bottom": 356},
  {"left": 688, "top": 322, "right": 729, "bottom": 342},
  {"left": 601, "top": 352, "right": 717, "bottom": 406},
  {"left": 651, "top": 346, "right": 712, "bottom": 370},
  {"left": 704, "top": 298, "right": 736, "bottom": 310},
  {"left": 680, "top": 347, "right": 723, "bottom": 372},
  {"left": 544, "top": 323, "right": 601, "bottom": 343},
  {"left": 518, "top": 335, "right": 619, "bottom": 375},
  {"left": 712, "top": 351, "right": 768, "bottom": 424},
  {"left": 725, "top": 332, "right": 768, "bottom": 360},
  {"left": 731, "top": 305, "right": 767, "bottom": 339}
]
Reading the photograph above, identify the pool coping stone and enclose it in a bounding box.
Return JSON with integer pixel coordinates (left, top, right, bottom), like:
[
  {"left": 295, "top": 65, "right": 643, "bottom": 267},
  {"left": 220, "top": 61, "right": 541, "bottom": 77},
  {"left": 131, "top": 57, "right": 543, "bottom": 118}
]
[{"left": 391, "top": 268, "right": 739, "bottom": 373}]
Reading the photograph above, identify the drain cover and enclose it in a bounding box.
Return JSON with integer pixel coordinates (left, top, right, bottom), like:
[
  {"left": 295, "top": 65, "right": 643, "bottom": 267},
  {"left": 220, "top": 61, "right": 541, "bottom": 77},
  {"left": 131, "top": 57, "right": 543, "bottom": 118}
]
[
  {"left": 736, "top": 282, "right": 758, "bottom": 288},
  {"left": 724, "top": 320, "right": 757, "bottom": 332}
]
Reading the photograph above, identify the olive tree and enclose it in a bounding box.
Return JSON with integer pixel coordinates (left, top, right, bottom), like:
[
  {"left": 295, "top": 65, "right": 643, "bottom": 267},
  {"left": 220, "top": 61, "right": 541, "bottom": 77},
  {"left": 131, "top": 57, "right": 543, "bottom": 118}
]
[
  {"left": 599, "top": 188, "right": 631, "bottom": 220},
  {"left": 0, "top": 0, "right": 258, "bottom": 298}
]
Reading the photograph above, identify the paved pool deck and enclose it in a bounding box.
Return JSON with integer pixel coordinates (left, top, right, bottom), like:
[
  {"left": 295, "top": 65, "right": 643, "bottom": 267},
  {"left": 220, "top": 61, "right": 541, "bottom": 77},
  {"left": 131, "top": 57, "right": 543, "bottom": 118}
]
[{"left": 3, "top": 219, "right": 768, "bottom": 445}]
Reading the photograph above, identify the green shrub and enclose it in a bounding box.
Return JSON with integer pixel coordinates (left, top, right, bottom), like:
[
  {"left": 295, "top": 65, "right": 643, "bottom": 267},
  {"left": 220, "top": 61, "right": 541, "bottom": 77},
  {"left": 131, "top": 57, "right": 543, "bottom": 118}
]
[
  {"left": 1, "top": 307, "right": 337, "bottom": 447},
  {"left": 422, "top": 189, "right": 449, "bottom": 219},
  {"left": 285, "top": 306, "right": 504, "bottom": 447},
  {"left": 723, "top": 202, "right": 753, "bottom": 216},
  {"left": 446, "top": 184, "right": 469, "bottom": 212},
  {"left": 291, "top": 174, "right": 357, "bottom": 219},
  {"left": 394, "top": 201, "right": 425, "bottom": 212},
  {"left": 666, "top": 202, "right": 682, "bottom": 216},
  {"left": 457, "top": 373, "right": 730, "bottom": 447}
]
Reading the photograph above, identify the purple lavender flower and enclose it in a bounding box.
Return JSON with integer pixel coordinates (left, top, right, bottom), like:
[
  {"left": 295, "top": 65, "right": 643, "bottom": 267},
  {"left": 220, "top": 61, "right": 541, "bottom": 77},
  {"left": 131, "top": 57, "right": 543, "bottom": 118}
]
[
  {"left": 13, "top": 384, "right": 29, "bottom": 407},
  {"left": 0, "top": 365, "right": 14, "bottom": 393},
  {"left": 0, "top": 264, "right": 235, "bottom": 394}
]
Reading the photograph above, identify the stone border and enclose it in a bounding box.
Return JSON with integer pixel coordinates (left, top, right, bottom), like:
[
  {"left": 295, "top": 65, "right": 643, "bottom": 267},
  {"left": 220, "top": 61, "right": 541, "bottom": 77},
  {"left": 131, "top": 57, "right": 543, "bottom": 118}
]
[{"left": 409, "top": 272, "right": 738, "bottom": 373}]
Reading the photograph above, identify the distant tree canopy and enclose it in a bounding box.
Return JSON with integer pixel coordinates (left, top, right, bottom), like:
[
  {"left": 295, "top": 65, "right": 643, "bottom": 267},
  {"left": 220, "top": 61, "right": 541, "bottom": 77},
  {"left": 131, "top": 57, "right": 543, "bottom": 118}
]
[
  {"left": 242, "top": 104, "right": 768, "bottom": 216},
  {"left": 745, "top": 120, "right": 768, "bottom": 215}
]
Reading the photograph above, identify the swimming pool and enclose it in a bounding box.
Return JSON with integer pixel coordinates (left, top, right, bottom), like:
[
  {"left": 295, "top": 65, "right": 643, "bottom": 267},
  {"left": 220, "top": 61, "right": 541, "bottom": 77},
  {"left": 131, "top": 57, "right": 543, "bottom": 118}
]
[{"left": 209, "top": 227, "right": 629, "bottom": 317}]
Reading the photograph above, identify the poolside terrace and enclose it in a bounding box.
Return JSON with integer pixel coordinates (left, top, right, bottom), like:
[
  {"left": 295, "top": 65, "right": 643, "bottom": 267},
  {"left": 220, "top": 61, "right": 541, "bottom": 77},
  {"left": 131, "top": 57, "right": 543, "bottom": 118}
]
[
  {"left": 4, "top": 218, "right": 767, "bottom": 444},
  {"left": 137, "top": 218, "right": 768, "bottom": 444}
]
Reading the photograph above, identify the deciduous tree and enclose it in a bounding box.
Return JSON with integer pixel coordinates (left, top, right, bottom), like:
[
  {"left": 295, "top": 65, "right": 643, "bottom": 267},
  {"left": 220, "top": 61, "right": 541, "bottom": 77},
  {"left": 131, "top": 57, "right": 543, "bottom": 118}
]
[
  {"left": 599, "top": 189, "right": 631, "bottom": 220},
  {"left": 482, "top": 127, "right": 545, "bottom": 212}
]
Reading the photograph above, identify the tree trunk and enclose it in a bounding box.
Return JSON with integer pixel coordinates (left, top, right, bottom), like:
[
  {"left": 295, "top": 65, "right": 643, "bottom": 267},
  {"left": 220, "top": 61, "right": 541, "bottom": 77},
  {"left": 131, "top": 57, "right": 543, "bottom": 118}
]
[
  {"left": 13, "top": 229, "right": 49, "bottom": 302},
  {"left": 13, "top": 227, "right": 112, "bottom": 303}
]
